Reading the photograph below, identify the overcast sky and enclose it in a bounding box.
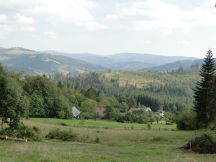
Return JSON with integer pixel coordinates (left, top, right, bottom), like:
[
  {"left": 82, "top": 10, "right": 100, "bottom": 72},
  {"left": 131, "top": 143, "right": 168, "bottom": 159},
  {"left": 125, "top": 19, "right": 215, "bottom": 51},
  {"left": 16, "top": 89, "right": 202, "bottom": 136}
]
[{"left": 0, "top": 0, "right": 216, "bottom": 58}]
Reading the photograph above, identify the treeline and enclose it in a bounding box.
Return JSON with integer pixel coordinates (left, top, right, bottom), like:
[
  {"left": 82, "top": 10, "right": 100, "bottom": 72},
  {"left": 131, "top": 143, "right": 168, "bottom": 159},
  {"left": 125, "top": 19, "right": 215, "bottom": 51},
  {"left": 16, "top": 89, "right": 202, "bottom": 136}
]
[
  {"left": 0, "top": 66, "right": 79, "bottom": 128},
  {"left": 53, "top": 71, "right": 199, "bottom": 113}
]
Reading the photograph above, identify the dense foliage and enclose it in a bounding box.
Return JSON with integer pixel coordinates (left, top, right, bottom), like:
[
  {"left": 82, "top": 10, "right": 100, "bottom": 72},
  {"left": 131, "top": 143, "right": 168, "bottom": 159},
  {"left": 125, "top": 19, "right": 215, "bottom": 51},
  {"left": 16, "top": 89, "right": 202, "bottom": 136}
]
[
  {"left": 0, "top": 71, "right": 29, "bottom": 128},
  {"left": 0, "top": 65, "right": 80, "bottom": 128},
  {"left": 193, "top": 50, "right": 216, "bottom": 128},
  {"left": 53, "top": 71, "right": 199, "bottom": 113},
  {"left": 175, "top": 110, "right": 197, "bottom": 130}
]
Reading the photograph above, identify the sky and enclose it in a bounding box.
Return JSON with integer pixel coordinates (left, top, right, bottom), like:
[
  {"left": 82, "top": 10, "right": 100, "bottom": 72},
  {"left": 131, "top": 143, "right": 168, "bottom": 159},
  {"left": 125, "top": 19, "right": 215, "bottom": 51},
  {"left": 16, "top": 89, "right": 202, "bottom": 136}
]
[{"left": 0, "top": 0, "right": 216, "bottom": 58}]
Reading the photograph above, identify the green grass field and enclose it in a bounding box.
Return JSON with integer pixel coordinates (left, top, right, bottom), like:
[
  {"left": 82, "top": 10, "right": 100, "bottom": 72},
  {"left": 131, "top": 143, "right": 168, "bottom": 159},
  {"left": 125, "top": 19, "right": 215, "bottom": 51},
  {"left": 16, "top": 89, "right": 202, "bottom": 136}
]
[
  {"left": 31, "top": 118, "right": 176, "bottom": 130},
  {"left": 0, "top": 118, "right": 216, "bottom": 162}
]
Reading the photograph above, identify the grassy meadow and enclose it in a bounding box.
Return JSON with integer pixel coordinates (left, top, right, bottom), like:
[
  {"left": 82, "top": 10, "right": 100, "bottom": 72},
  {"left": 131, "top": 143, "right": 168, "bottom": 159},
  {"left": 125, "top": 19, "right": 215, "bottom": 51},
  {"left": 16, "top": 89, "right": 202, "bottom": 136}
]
[
  {"left": 0, "top": 118, "right": 216, "bottom": 162},
  {"left": 31, "top": 118, "right": 176, "bottom": 130}
]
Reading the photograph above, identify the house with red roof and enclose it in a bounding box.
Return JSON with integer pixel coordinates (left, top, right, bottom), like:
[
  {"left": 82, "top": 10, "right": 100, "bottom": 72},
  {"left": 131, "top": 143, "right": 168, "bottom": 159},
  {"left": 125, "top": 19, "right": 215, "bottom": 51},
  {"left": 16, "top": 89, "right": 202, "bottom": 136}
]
[
  {"left": 128, "top": 107, "right": 140, "bottom": 113},
  {"left": 96, "top": 107, "right": 106, "bottom": 117}
]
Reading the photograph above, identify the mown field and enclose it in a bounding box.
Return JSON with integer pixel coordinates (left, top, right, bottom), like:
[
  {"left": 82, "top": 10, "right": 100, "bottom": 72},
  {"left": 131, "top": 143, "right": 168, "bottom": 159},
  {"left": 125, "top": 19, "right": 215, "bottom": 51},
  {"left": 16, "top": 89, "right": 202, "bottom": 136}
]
[{"left": 0, "top": 118, "right": 216, "bottom": 162}]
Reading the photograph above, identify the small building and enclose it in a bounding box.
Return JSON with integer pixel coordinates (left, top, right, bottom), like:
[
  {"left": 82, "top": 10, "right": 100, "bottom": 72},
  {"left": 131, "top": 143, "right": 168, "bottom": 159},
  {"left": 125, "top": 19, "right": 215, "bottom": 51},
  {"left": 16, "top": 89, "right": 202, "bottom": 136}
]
[
  {"left": 72, "top": 106, "right": 80, "bottom": 118},
  {"left": 144, "top": 107, "right": 152, "bottom": 112},
  {"left": 128, "top": 107, "right": 140, "bottom": 113},
  {"left": 128, "top": 106, "right": 152, "bottom": 113},
  {"left": 157, "top": 110, "right": 165, "bottom": 117},
  {"left": 96, "top": 107, "right": 106, "bottom": 117}
]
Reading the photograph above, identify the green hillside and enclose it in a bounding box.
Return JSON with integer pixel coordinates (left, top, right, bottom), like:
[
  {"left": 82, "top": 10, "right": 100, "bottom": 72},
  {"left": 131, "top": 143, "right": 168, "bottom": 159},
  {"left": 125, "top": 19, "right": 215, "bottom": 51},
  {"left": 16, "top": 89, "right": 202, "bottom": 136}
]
[{"left": 56, "top": 71, "right": 200, "bottom": 111}]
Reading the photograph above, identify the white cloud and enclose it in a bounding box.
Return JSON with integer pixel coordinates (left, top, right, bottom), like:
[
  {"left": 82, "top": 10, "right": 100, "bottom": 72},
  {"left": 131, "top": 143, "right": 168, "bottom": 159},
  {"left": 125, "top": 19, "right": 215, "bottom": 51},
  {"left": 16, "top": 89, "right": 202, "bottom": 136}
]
[
  {"left": 0, "top": 0, "right": 106, "bottom": 30},
  {"left": 83, "top": 21, "right": 108, "bottom": 30},
  {"left": 143, "top": 40, "right": 151, "bottom": 44},
  {"left": 45, "top": 32, "right": 57, "bottom": 39},
  {"left": 0, "top": 15, "right": 8, "bottom": 22},
  {"left": 20, "top": 26, "right": 35, "bottom": 32},
  {"left": 106, "top": 0, "right": 216, "bottom": 33},
  {"left": 0, "top": 14, "right": 36, "bottom": 34},
  {"left": 177, "top": 40, "right": 190, "bottom": 45},
  {"left": 201, "top": 0, "right": 216, "bottom": 8},
  {"left": 15, "top": 14, "right": 35, "bottom": 24}
]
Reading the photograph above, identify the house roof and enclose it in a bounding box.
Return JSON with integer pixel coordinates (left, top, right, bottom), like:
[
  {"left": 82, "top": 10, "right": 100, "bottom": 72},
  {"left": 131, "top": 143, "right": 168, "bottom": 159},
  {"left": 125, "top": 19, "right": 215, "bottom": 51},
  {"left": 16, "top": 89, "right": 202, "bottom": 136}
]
[
  {"left": 96, "top": 107, "right": 106, "bottom": 116},
  {"left": 128, "top": 107, "right": 139, "bottom": 112},
  {"left": 72, "top": 107, "right": 80, "bottom": 117}
]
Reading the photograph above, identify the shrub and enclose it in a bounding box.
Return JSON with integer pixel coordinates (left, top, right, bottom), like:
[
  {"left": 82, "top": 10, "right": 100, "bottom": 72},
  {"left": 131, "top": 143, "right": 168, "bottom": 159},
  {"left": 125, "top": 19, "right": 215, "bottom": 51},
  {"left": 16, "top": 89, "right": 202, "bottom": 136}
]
[
  {"left": 181, "top": 134, "right": 216, "bottom": 154},
  {"left": 208, "top": 122, "right": 216, "bottom": 130},
  {"left": 151, "top": 136, "right": 168, "bottom": 142},
  {"left": 175, "top": 110, "right": 197, "bottom": 130},
  {"left": 95, "top": 137, "right": 100, "bottom": 143},
  {"left": 80, "top": 112, "right": 96, "bottom": 120},
  {"left": 147, "top": 123, "right": 151, "bottom": 130},
  {"left": 60, "top": 123, "right": 69, "bottom": 126},
  {"left": 0, "top": 125, "right": 43, "bottom": 141},
  {"left": 46, "top": 129, "right": 77, "bottom": 141}
]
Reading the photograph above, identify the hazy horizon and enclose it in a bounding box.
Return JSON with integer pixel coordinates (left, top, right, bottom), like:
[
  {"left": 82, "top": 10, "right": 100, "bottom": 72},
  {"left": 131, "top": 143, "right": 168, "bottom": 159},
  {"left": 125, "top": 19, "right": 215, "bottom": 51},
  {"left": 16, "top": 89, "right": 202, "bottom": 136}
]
[{"left": 1, "top": 46, "right": 203, "bottom": 59}]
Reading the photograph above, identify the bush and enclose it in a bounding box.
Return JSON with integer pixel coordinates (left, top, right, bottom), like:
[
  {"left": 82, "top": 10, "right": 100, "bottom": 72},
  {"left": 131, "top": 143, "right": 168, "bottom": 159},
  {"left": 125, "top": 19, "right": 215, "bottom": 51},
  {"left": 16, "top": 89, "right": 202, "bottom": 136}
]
[
  {"left": 151, "top": 136, "right": 168, "bottom": 142},
  {"left": 208, "top": 122, "right": 216, "bottom": 130},
  {"left": 175, "top": 110, "right": 197, "bottom": 130},
  {"left": 80, "top": 112, "right": 96, "bottom": 120},
  {"left": 181, "top": 134, "right": 216, "bottom": 154},
  {"left": 60, "top": 123, "right": 69, "bottom": 126},
  {"left": 46, "top": 129, "right": 77, "bottom": 141},
  {"left": 147, "top": 123, "right": 151, "bottom": 130},
  {"left": 0, "top": 125, "right": 43, "bottom": 141},
  {"left": 95, "top": 137, "right": 100, "bottom": 143}
]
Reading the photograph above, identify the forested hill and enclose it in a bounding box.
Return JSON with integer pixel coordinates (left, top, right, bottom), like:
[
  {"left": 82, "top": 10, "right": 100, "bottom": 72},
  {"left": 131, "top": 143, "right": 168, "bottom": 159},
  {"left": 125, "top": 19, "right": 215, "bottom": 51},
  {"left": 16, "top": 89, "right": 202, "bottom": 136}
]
[
  {"left": 54, "top": 71, "right": 200, "bottom": 112},
  {"left": 0, "top": 47, "right": 107, "bottom": 75},
  {"left": 0, "top": 47, "right": 199, "bottom": 74},
  {"left": 146, "top": 59, "right": 203, "bottom": 72}
]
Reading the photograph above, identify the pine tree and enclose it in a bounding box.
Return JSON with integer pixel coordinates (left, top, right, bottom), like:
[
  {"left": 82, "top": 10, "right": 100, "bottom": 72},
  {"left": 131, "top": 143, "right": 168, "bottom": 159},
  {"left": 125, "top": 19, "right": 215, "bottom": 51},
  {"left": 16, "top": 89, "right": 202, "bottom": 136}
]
[
  {"left": 209, "top": 75, "right": 216, "bottom": 126},
  {"left": 193, "top": 50, "right": 216, "bottom": 128}
]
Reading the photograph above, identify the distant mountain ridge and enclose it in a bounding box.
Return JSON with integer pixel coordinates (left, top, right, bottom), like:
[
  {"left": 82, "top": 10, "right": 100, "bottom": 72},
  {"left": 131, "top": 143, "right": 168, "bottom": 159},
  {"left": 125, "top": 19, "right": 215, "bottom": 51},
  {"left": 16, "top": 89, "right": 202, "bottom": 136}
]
[
  {"left": 0, "top": 47, "right": 200, "bottom": 75},
  {"left": 46, "top": 51, "right": 197, "bottom": 71},
  {"left": 0, "top": 47, "right": 107, "bottom": 75},
  {"left": 147, "top": 59, "right": 204, "bottom": 72}
]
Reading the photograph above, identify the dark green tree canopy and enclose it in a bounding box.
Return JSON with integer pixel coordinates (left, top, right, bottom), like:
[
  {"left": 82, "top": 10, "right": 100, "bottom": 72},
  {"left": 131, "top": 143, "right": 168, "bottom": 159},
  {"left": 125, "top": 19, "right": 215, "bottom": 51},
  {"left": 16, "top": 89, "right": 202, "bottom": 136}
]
[{"left": 193, "top": 50, "right": 216, "bottom": 128}]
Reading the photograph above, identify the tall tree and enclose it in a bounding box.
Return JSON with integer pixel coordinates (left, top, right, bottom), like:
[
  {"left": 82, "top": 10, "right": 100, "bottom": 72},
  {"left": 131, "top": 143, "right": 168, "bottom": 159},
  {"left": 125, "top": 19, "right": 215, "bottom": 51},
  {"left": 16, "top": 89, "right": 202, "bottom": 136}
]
[
  {"left": 193, "top": 50, "right": 216, "bottom": 128},
  {"left": 210, "top": 77, "right": 216, "bottom": 125},
  {"left": 0, "top": 75, "right": 29, "bottom": 129}
]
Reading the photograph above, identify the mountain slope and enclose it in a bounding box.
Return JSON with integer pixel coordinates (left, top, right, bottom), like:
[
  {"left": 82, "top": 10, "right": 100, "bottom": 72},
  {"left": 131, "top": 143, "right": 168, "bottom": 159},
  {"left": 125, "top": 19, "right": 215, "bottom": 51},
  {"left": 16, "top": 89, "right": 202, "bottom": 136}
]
[
  {"left": 146, "top": 59, "right": 204, "bottom": 72},
  {"left": 109, "top": 53, "right": 196, "bottom": 66},
  {"left": 46, "top": 51, "right": 197, "bottom": 71},
  {"left": 0, "top": 47, "right": 199, "bottom": 75},
  {"left": 0, "top": 47, "right": 107, "bottom": 75}
]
